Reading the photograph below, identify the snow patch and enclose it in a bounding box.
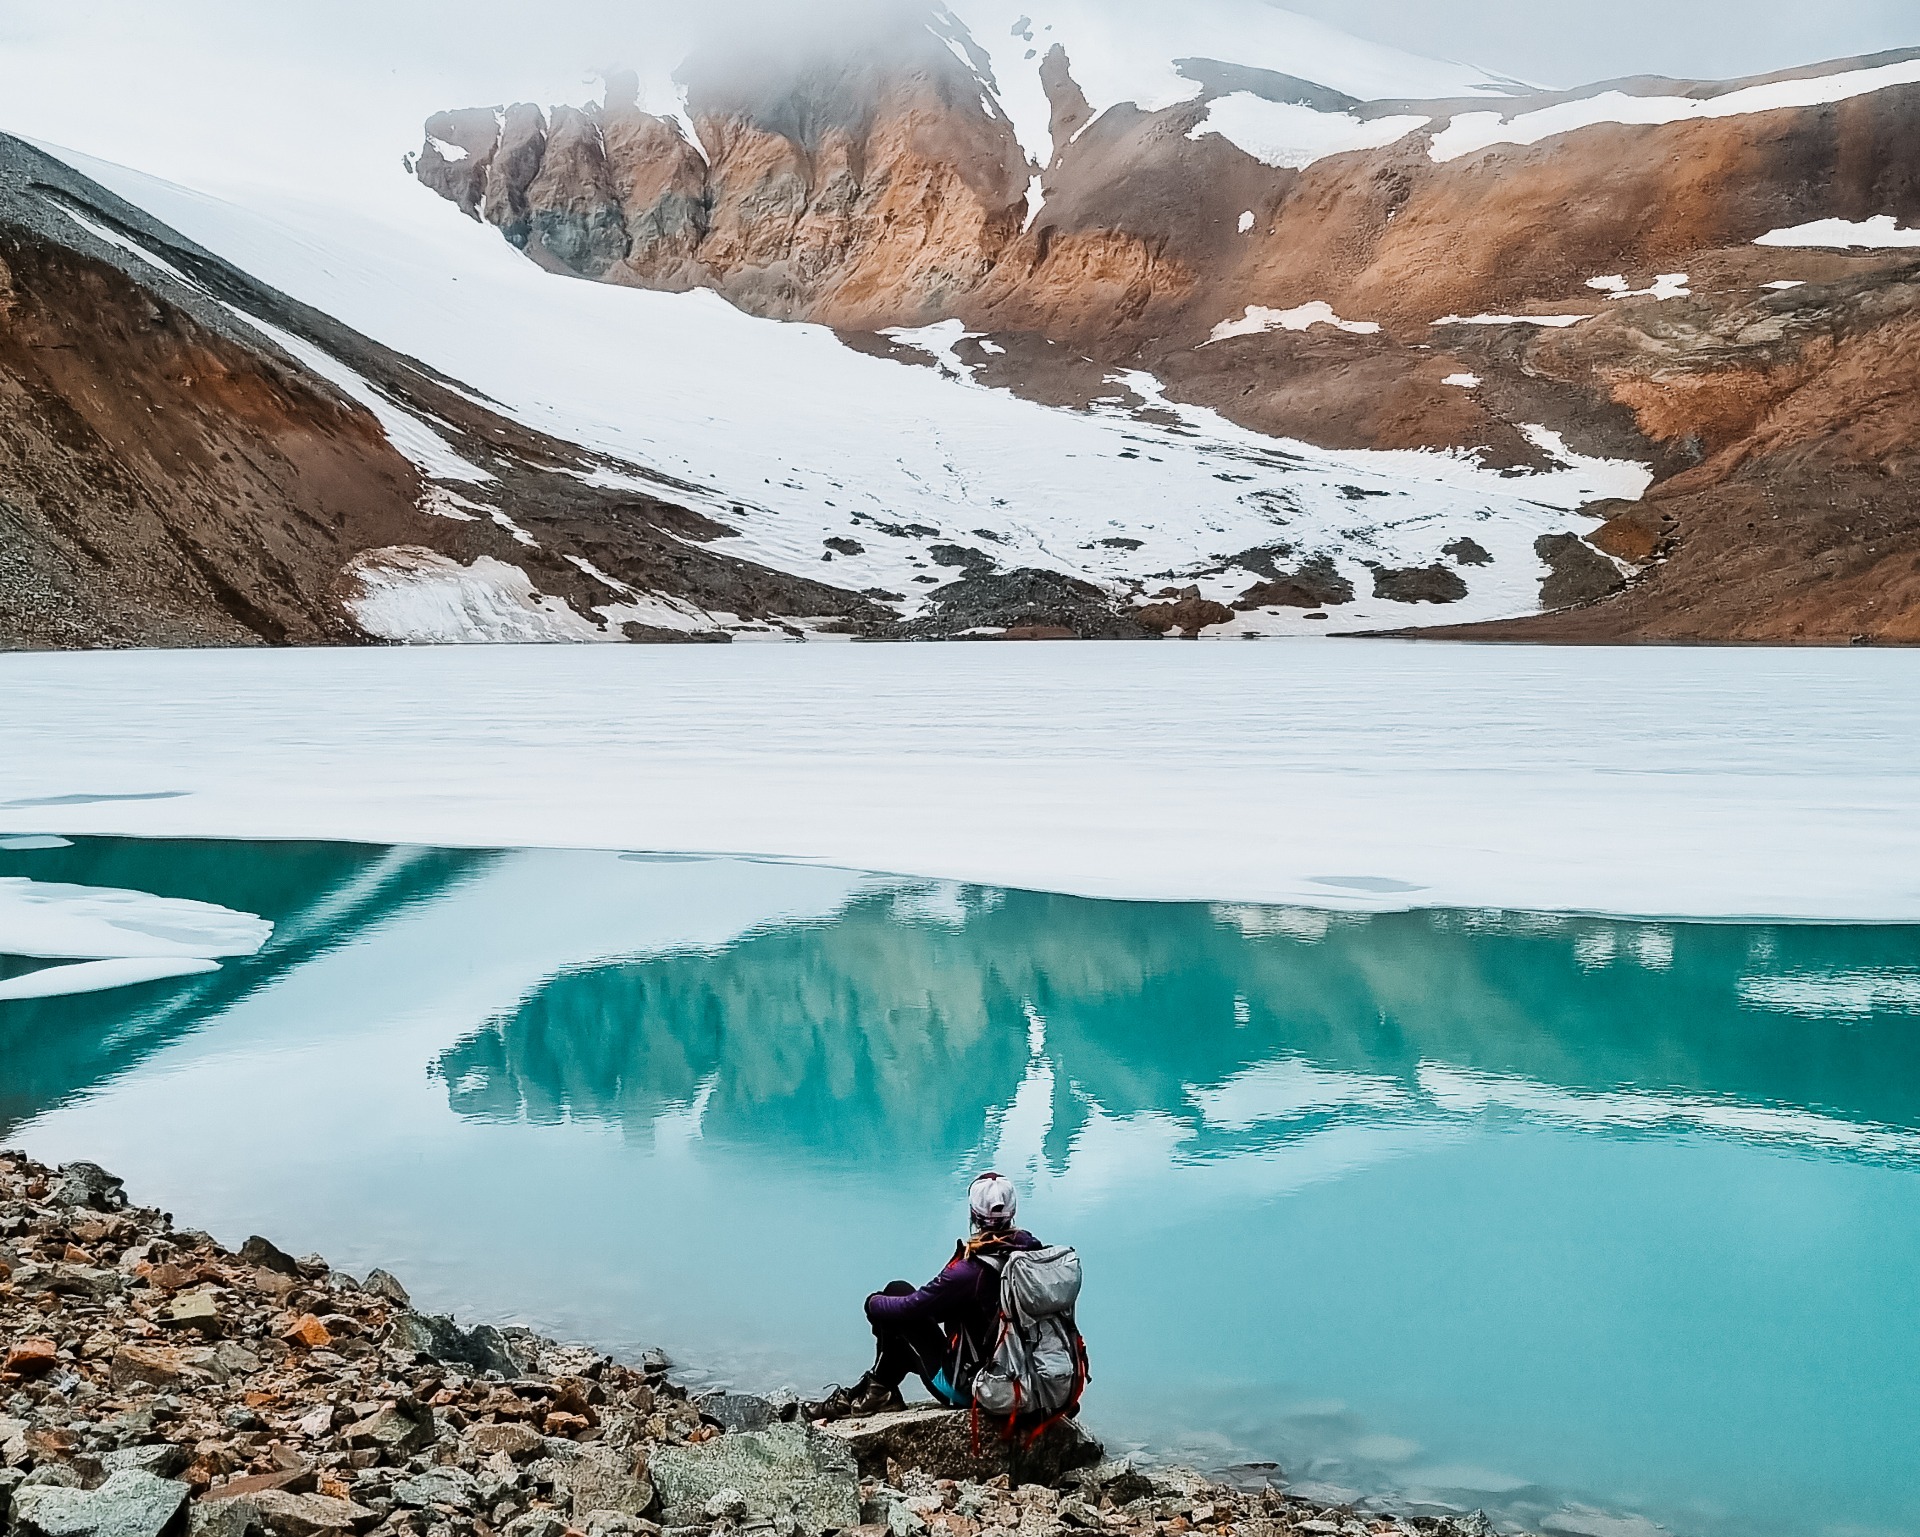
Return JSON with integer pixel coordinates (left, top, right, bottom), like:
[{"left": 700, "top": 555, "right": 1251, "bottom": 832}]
[
  {"left": 425, "top": 136, "right": 469, "bottom": 163},
  {"left": 880, "top": 318, "right": 983, "bottom": 380},
  {"left": 1762, "top": 279, "right": 1806, "bottom": 290},
  {"left": 345, "top": 548, "right": 604, "bottom": 644},
  {"left": 220, "top": 306, "right": 494, "bottom": 485},
  {"left": 1237, "top": 209, "right": 1255, "bottom": 234},
  {"left": 1587, "top": 272, "right": 1690, "bottom": 300},
  {"left": 1753, "top": 215, "right": 1920, "bottom": 249},
  {"left": 1441, "top": 372, "right": 1481, "bottom": 387},
  {"left": 1431, "top": 55, "right": 1920, "bottom": 162},
  {"left": 1206, "top": 302, "right": 1380, "bottom": 342},
  {"left": 1433, "top": 312, "right": 1590, "bottom": 328},
  {"left": 1187, "top": 94, "right": 1429, "bottom": 170}
]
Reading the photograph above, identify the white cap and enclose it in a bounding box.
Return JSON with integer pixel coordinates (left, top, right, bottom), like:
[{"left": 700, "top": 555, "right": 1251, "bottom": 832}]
[{"left": 969, "top": 1172, "right": 1018, "bottom": 1231}]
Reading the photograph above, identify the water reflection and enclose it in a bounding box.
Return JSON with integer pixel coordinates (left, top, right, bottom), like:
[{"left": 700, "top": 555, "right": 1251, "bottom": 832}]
[
  {"left": 7, "top": 842, "right": 1920, "bottom": 1537},
  {"left": 438, "top": 884, "right": 1920, "bottom": 1169}
]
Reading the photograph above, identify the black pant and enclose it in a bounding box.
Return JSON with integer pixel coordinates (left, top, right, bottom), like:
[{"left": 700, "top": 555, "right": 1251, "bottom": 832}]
[{"left": 869, "top": 1280, "right": 950, "bottom": 1395}]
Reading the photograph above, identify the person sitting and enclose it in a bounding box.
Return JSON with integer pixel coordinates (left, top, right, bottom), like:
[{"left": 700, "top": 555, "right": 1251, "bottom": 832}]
[{"left": 806, "top": 1172, "right": 1038, "bottom": 1420}]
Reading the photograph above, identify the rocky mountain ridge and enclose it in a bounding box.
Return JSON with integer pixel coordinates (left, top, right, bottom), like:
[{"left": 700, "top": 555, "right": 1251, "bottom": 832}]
[{"left": 414, "top": 5, "right": 1920, "bottom": 641}]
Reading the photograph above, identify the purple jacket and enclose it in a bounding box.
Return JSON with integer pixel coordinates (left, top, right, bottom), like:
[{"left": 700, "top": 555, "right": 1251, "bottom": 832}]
[{"left": 865, "top": 1229, "right": 1042, "bottom": 1356}]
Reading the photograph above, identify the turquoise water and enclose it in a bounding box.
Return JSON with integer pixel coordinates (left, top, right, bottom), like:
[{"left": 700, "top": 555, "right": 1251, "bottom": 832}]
[{"left": 4, "top": 838, "right": 1918, "bottom": 1537}]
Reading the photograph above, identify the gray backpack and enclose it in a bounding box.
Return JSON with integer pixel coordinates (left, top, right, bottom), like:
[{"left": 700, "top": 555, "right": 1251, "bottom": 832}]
[{"left": 971, "top": 1245, "right": 1088, "bottom": 1425}]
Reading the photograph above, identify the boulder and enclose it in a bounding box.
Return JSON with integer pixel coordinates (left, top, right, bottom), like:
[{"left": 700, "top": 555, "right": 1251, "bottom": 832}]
[
  {"left": 389, "top": 1469, "right": 478, "bottom": 1512},
  {"left": 465, "top": 1422, "right": 546, "bottom": 1461},
  {"left": 11, "top": 1469, "right": 189, "bottom": 1537},
  {"left": 50, "top": 1163, "right": 126, "bottom": 1212},
  {"left": 110, "top": 1345, "right": 228, "bottom": 1391},
  {"left": 235, "top": 1239, "right": 300, "bottom": 1279},
  {"left": 246, "top": 1492, "right": 372, "bottom": 1537},
  {"left": 338, "top": 1401, "right": 434, "bottom": 1457},
  {"left": 817, "top": 1406, "right": 1102, "bottom": 1486},
  {"left": 187, "top": 1498, "right": 262, "bottom": 1537},
  {"left": 556, "top": 1446, "right": 655, "bottom": 1520},
  {"left": 100, "top": 1449, "right": 190, "bottom": 1481},
  {"left": 361, "top": 1270, "right": 409, "bottom": 1308},
  {"left": 162, "top": 1290, "right": 223, "bottom": 1336},
  {"left": 649, "top": 1424, "right": 857, "bottom": 1536},
  {"left": 692, "top": 1393, "right": 775, "bottom": 1433},
  {"left": 383, "top": 1312, "right": 518, "bottom": 1377},
  {"left": 3, "top": 1339, "right": 58, "bottom": 1377}
]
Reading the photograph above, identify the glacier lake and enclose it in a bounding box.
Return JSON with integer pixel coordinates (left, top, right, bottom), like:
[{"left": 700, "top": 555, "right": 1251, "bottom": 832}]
[{"left": 4, "top": 836, "right": 1918, "bottom": 1537}]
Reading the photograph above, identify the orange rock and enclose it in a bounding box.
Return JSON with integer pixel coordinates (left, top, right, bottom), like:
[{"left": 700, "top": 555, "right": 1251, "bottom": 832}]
[
  {"left": 542, "top": 1411, "right": 592, "bottom": 1438},
  {"left": 3, "top": 1338, "right": 58, "bottom": 1376},
  {"left": 279, "top": 1314, "right": 332, "bottom": 1351}
]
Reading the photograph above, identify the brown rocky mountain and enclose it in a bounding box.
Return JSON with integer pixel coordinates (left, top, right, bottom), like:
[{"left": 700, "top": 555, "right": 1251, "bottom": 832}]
[
  {"left": 415, "top": 7, "right": 1920, "bottom": 642},
  {"left": 0, "top": 135, "right": 884, "bottom": 648}
]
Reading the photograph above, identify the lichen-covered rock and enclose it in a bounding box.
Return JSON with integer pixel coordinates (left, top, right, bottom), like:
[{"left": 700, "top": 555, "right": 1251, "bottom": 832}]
[
  {"left": 650, "top": 1424, "right": 857, "bottom": 1536},
  {"left": 555, "top": 1446, "right": 655, "bottom": 1521},
  {"left": 11, "top": 1469, "right": 189, "bottom": 1537}
]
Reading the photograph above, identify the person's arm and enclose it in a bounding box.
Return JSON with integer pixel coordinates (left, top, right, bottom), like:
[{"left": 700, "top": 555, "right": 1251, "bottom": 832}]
[{"left": 865, "top": 1246, "right": 973, "bottom": 1327}]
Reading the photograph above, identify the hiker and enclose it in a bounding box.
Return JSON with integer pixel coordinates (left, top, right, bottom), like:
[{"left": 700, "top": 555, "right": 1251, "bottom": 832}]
[{"left": 805, "top": 1171, "right": 1039, "bottom": 1421}]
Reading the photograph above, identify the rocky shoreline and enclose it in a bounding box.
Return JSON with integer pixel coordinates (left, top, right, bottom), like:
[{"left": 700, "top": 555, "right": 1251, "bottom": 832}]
[{"left": 0, "top": 1154, "right": 1501, "bottom": 1537}]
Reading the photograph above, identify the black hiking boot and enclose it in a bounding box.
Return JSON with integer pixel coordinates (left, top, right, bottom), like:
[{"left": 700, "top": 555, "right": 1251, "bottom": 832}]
[
  {"left": 846, "top": 1378, "right": 907, "bottom": 1417},
  {"left": 803, "top": 1373, "right": 903, "bottom": 1422}
]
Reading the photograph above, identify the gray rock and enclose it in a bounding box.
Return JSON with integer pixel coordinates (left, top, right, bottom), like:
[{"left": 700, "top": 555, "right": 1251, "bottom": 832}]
[
  {"left": 383, "top": 1313, "right": 518, "bottom": 1378},
  {"left": 246, "top": 1492, "right": 371, "bottom": 1537},
  {"left": 390, "top": 1470, "right": 477, "bottom": 1512},
  {"left": 187, "top": 1499, "right": 262, "bottom": 1537},
  {"left": 50, "top": 1163, "right": 126, "bottom": 1212},
  {"left": 99, "top": 1449, "right": 189, "bottom": 1481},
  {"left": 817, "top": 1405, "right": 1101, "bottom": 1486},
  {"left": 339, "top": 1402, "right": 435, "bottom": 1457},
  {"left": 557, "top": 1448, "right": 655, "bottom": 1521},
  {"left": 501, "top": 1514, "right": 568, "bottom": 1537},
  {"left": 235, "top": 1238, "right": 300, "bottom": 1279},
  {"left": 693, "top": 1393, "right": 775, "bottom": 1434},
  {"left": 362, "top": 1271, "right": 410, "bottom": 1308},
  {"left": 11, "top": 1469, "right": 189, "bottom": 1537},
  {"left": 650, "top": 1425, "right": 857, "bottom": 1537},
  {"left": 19, "top": 1467, "right": 85, "bottom": 1493}
]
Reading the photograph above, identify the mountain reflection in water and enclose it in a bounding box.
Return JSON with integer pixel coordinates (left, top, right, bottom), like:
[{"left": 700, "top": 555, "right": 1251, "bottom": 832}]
[{"left": 6, "top": 840, "right": 1919, "bottom": 1537}]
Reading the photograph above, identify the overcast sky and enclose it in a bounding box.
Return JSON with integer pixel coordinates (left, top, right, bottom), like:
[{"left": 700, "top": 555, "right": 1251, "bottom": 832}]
[{"left": 1280, "top": 0, "right": 1916, "bottom": 87}]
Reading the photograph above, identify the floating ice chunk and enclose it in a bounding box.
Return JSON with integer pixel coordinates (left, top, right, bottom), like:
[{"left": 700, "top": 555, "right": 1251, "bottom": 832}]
[
  {"left": 1432, "top": 312, "right": 1590, "bottom": 328},
  {"left": 1430, "top": 55, "right": 1920, "bottom": 161},
  {"left": 1207, "top": 302, "right": 1380, "bottom": 343},
  {"left": 345, "top": 548, "right": 606, "bottom": 644},
  {"left": 1441, "top": 372, "right": 1481, "bottom": 387},
  {"left": 0, "top": 956, "right": 221, "bottom": 1002},
  {"left": 0, "top": 877, "right": 272, "bottom": 960},
  {"left": 1188, "top": 93, "right": 1427, "bottom": 170},
  {"left": 1237, "top": 209, "right": 1255, "bottom": 234},
  {"left": 1754, "top": 215, "right": 1920, "bottom": 249},
  {"left": 0, "top": 835, "right": 71, "bottom": 850}
]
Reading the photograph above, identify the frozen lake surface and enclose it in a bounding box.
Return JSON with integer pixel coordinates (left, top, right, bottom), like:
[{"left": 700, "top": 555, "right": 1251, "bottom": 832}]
[
  {"left": 4, "top": 837, "right": 1918, "bottom": 1537},
  {"left": 3, "top": 641, "right": 1920, "bottom": 918}
]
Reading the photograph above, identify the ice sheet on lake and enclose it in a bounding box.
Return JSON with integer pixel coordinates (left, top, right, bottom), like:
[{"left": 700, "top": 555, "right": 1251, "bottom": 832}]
[
  {"left": 0, "top": 956, "right": 221, "bottom": 1001},
  {"left": 0, "top": 877, "right": 272, "bottom": 960},
  {"left": 1, "top": 643, "right": 1917, "bottom": 922}
]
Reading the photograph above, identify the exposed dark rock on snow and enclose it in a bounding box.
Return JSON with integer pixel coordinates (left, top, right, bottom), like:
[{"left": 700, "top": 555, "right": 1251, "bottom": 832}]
[{"left": 890, "top": 568, "right": 1159, "bottom": 640}]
